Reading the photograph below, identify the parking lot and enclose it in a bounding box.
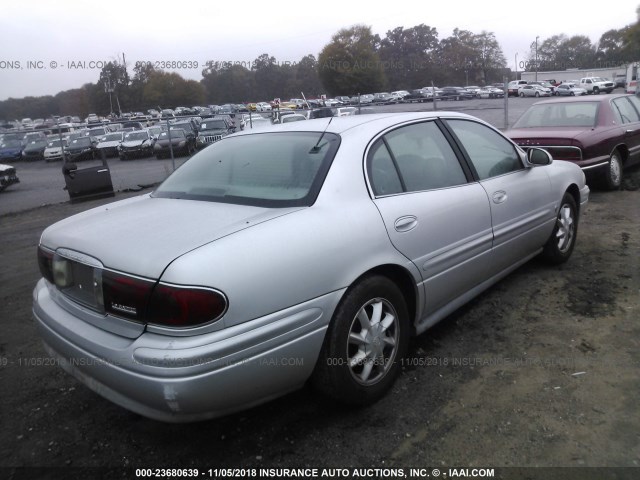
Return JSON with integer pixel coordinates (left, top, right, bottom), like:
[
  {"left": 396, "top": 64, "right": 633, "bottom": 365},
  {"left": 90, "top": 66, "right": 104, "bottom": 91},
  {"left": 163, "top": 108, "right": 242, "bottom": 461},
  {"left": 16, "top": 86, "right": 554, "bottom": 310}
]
[
  {"left": 0, "top": 97, "right": 530, "bottom": 216},
  {"left": 1, "top": 98, "right": 639, "bottom": 477}
]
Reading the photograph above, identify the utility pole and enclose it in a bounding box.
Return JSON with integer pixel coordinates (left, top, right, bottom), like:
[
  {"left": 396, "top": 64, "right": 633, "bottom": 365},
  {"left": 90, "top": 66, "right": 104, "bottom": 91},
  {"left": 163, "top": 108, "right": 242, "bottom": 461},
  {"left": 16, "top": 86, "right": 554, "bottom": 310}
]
[{"left": 535, "top": 36, "right": 539, "bottom": 82}]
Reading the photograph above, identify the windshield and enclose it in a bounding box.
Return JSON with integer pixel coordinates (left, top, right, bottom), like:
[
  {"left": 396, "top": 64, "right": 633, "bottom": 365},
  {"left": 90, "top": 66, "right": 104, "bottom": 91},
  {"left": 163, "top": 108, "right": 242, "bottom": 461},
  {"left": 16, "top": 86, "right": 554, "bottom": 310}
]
[
  {"left": 200, "top": 120, "right": 227, "bottom": 131},
  {"left": 47, "top": 139, "right": 64, "bottom": 147},
  {"left": 2, "top": 140, "right": 22, "bottom": 148},
  {"left": 70, "top": 137, "right": 92, "bottom": 147},
  {"left": 124, "top": 132, "right": 149, "bottom": 141},
  {"left": 27, "top": 140, "right": 48, "bottom": 148},
  {"left": 160, "top": 130, "right": 185, "bottom": 139},
  {"left": 154, "top": 132, "right": 340, "bottom": 207},
  {"left": 100, "top": 133, "right": 123, "bottom": 142},
  {"left": 513, "top": 102, "right": 599, "bottom": 128}
]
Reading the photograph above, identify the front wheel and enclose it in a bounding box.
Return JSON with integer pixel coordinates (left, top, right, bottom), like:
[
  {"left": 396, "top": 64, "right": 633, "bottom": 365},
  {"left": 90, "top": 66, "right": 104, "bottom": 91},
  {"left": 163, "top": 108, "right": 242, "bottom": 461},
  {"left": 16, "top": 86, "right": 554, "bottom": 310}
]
[
  {"left": 542, "top": 193, "right": 578, "bottom": 264},
  {"left": 535, "top": 91, "right": 540, "bottom": 97},
  {"left": 593, "top": 87, "right": 600, "bottom": 95},
  {"left": 311, "top": 275, "right": 409, "bottom": 405}
]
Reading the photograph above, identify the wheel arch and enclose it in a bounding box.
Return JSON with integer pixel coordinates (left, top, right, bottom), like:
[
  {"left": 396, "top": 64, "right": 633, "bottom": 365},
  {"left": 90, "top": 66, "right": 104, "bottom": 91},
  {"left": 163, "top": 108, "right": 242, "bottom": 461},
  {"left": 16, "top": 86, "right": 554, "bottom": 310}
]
[
  {"left": 347, "top": 264, "right": 419, "bottom": 336},
  {"left": 611, "top": 143, "right": 629, "bottom": 165},
  {"left": 565, "top": 183, "right": 582, "bottom": 215}
]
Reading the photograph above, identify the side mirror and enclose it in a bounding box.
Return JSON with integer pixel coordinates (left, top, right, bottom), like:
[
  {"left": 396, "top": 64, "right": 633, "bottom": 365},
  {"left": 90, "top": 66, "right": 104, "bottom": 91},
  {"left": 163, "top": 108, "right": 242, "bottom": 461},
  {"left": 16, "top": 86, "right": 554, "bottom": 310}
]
[{"left": 527, "top": 147, "right": 552, "bottom": 166}]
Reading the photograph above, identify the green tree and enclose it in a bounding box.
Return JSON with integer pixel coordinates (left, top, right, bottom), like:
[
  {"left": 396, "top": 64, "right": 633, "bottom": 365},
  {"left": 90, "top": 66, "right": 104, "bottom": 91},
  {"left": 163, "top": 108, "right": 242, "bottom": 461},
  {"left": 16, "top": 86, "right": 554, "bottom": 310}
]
[
  {"left": 290, "top": 54, "right": 323, "bottom": 98},
  {"left": 143, "top": 71, "right": 205, "bottom": 109},
  {"left": 436, "top": 29, "right": 480, "bottom": 85},
  {"left": 474, "top": 32, "right": 507, "bottom": 84},
  {"left": 623, "top": 6, "right": 640, "bottom": 60},
  {"left": 378, "top": 24, "right": 440, "bottom": 89},
  {"left": 527, "top": 35, "right": 596, "bottom": 71},
  {"left": 596, "top": 28, "right": 630, "bottom": 65},
  {"left": 318, "top": 25, "right": 387, "bottom": 95}
]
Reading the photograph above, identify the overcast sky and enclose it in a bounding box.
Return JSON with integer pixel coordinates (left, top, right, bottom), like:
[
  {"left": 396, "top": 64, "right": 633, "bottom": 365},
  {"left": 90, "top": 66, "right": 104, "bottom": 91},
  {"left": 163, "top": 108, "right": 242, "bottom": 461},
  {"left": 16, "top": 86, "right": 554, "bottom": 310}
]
[{"left": 1, "top": 0, "right": 638, "bottom": 101}]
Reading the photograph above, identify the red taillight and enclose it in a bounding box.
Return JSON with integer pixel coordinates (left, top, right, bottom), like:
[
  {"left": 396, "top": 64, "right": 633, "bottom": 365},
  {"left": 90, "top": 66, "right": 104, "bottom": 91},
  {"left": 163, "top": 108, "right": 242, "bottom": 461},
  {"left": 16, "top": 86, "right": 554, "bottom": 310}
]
[
  {"left": 102, "top": 270, "right": 155, "bottom": 322},
  {"left": 37, "top": 246, "right": 54, "bottom": 283},
  {"left": 147, "top": 283, "right": 227, "bottom": 328}
]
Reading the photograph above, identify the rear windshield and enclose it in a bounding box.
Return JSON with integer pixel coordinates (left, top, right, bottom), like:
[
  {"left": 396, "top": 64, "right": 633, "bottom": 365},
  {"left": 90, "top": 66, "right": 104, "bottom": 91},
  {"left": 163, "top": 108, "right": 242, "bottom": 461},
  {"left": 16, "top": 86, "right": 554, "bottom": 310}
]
[
  {"left": 513, "top": 102, "right": 599, "bottom": 128},
  {"left": 154, "top": 132, "right": 340, "bottom": 207}
]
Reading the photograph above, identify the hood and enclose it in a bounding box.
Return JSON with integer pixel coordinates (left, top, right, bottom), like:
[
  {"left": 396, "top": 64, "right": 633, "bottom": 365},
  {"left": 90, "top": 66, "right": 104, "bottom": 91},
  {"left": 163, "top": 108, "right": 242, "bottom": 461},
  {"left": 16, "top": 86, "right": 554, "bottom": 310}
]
[
  {"left": 67, "top": 143, "right": 92, "bottom": 151},
  {"left": 157, "top": 137, "right": 185, "bottom": 145},
  {"left": 199, "top": 129, "right": 227, "bottom": 135},
  {"left": 40, "top": 194, "right": 303, "bottom": 279},
  {"left": 121, "top": 139, "right": 149, "bottom": 148},
  {"left": 0, "top": 146, "right": 22, "bottom": 154},
  {"left": 98, "top": 140, "right": 121, "bottom": 148},
  {"left": 24, "top": 144, "right": 47, "bottom": 152}
]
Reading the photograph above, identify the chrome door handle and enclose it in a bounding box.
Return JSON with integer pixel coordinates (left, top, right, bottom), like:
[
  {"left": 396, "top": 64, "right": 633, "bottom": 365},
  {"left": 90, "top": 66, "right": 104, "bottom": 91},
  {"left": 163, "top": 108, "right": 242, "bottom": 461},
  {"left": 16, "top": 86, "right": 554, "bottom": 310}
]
[
  {"left": 394, "top": 215, "right": 418, "bottom": 232},
  {"left": 492, "top": 191, "right": 507, "bottom": 204}
]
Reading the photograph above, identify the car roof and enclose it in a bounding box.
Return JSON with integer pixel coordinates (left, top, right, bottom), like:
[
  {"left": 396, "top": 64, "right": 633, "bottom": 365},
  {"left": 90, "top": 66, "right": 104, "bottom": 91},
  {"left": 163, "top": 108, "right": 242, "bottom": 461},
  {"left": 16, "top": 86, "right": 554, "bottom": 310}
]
[{"left": 233, "top": 111, "right": 480, "bottom": 136}]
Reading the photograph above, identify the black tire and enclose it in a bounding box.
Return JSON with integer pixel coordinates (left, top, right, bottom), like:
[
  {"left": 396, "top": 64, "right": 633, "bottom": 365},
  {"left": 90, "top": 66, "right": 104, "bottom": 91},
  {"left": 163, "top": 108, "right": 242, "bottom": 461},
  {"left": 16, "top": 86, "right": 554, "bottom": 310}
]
[
  {"left": 601, "top": 150, "right": 623, "bottom": 190},
  {"left": 519, "top": 92, "right": 524, "bottom": 98},
  {"left": 311, "top": 275, "right": 410, "bottom": 405},
  {"left": 570, "top": 91, "right": 575, "bottom": 96},
  {"left": 535, "top": 91, "right": 540, "bottom": 97},
  {"left": 542, "top": 192, "right": 578, "bottom": 264},
  {"left": 593, "top": 87, "right": 600, "bottom": 95}
]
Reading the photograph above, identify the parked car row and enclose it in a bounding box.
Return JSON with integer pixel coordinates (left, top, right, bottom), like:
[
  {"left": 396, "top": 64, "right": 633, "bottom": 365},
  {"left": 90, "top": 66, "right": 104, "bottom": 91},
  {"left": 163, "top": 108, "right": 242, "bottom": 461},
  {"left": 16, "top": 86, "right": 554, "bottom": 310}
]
[
  {"left": 0, "top": 114, "right": 243, "bottom": 163},
  {"left": 508, "top": 78, "right": 620, "bottom": 97}
]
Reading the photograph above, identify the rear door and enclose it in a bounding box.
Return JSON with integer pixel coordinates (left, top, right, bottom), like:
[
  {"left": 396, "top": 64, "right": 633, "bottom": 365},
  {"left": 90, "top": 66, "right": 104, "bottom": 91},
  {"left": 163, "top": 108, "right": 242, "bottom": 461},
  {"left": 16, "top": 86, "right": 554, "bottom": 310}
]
[{"left": 367, "top": 120, "right": 493, "bottom": 317}]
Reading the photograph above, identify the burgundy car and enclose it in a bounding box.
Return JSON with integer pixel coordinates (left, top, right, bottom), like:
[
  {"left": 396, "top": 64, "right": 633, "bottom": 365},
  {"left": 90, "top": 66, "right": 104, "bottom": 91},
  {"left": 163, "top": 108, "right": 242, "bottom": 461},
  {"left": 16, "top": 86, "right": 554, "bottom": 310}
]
[{"left": 505, "top": 94, "right": 640, "bottom": 189}]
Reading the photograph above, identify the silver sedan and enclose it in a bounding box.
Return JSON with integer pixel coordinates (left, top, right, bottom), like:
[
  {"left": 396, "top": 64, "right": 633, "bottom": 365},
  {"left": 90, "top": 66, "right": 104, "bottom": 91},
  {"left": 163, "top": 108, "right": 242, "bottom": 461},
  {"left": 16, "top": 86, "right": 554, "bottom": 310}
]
[{"left": 34, "top": 112, "right": 589, "bottom": 422}]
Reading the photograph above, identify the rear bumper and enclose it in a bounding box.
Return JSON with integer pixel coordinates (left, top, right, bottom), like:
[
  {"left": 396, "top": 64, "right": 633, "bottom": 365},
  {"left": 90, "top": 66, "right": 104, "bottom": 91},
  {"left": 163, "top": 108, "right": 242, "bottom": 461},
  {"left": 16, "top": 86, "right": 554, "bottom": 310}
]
[{"left": 33, "top": 279, "right": 340, "bottom": 422}]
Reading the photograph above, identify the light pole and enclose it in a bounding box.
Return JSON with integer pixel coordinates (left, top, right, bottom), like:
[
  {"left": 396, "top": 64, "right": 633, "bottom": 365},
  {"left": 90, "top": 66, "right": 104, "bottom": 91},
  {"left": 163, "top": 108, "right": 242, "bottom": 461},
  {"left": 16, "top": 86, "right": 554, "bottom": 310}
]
[
  {"left": 535, "top": 36, "right": 539, "bottom": 82},
  {"left": 515, "top": 53, "right": 518, "bottom": 80}
]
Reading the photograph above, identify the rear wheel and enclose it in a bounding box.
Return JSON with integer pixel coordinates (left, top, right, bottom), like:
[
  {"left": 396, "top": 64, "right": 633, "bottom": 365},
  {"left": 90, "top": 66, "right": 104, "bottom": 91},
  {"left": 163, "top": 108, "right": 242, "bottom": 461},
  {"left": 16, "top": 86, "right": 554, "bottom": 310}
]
[
  {"left": 542, "top": 192, "right": 578, "bottom": 264},
  {"left": 311, "top": 275, "right": 409, "bottom": 405},
  {"left": 601, "top": 150, "right": 623, "bottom": 190}
]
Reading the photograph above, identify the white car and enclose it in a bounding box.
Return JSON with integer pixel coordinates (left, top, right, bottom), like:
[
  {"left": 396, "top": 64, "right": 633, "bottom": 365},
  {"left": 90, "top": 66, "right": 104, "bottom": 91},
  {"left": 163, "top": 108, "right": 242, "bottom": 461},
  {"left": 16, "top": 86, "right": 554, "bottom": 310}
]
[
  {"left": 43, "top": 138, "right": 67, "bottom": 162},
  {"left": 518, "top": 85, "right": 552, "bottom": 97},
  {"left": 555, "top": 83, "right": 588, "bottom": 96},
  {"left": 256, "top": 102, "right": 272, "bottom": 112}
]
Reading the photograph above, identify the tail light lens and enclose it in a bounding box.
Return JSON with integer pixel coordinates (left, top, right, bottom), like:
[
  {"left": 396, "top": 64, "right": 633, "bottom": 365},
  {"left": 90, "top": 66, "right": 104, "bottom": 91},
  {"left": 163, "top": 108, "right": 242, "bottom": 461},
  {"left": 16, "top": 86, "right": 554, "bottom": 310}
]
[
  {"left": 102, "top": 270, "right": 155, "bottom": 322},
  {"left": 148, "top": 283, "right": 227, "bottom": 328},
  {"left": 38, "top": 247, "right": 227, "bottom": 328}
]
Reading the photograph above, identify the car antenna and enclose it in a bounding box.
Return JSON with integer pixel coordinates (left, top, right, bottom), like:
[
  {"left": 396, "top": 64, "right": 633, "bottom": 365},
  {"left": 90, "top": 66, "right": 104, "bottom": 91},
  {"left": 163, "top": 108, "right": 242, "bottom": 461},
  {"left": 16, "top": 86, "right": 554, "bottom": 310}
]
[{"left": 309, "top": 116, "right": 334, "bottom": 154}]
